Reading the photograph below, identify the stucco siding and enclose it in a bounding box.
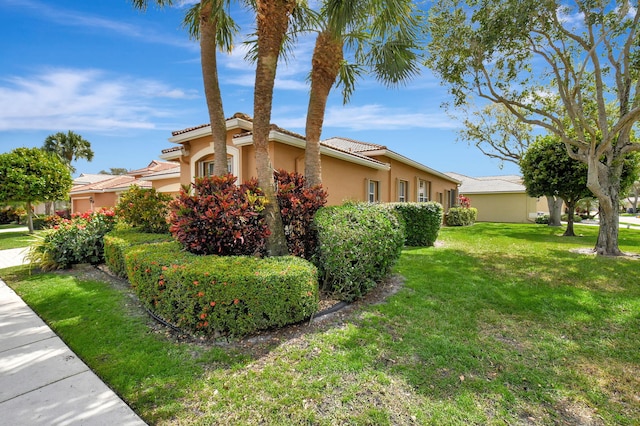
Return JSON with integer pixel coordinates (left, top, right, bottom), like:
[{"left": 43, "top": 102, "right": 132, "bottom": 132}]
[{"left": 467, "top": 192, "right": 538, "bottom": 223}]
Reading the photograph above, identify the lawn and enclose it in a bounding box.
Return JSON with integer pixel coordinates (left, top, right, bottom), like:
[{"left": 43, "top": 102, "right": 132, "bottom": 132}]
[
  {"left": 0, "top": 229, "right": 36, "bottom": 250},
  {"left": 2, "top": 223, "right": 639, "bottom": 425}
]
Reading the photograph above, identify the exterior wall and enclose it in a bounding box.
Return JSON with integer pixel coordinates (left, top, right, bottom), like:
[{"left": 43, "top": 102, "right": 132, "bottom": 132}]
[
  {"left": 320, "top": 157, "right": 388, "bottom": 205},
  {"left": 465, "top": 192, "right": 538, "bottom": 223},
  {"left": 72, "top": 197, "right": 92, "bottom": 214},
  {"left": 169, "top": 130, "right": 459, "bottom": 208},
  {"left": 150, "top": 177, "right": 182, "bottom": 197}
]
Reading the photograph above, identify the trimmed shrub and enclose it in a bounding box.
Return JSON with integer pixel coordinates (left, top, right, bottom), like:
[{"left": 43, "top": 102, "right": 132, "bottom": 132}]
[
  {"left": 275, "top": 170, "right": 327, "bottom": 259},
  {"left": 28, "top": 208, "right": 117, "bottom": 270},
  {"left": 535, "top": 214, "right": 550, "bottom": 224},
  {"left": 115, "top": 186, "right": 172, "bottom": 233},
  {"left": 386, "top": 202, "right": 443, "bottom": 246},
  {"left": 313, "top": 203, "right": 405, "bottom": 302},
  {"left": 104, "top": 228, "right": 175, "bottom": 278},
  {"left": 124, "top": 242, "right": 319, "bottom": 337},
  {"left": 445, "top": 207, "right": 478, "bottom": 226},
  {"left": 169, "top": 174, "right": 269, "bottom": 256}
]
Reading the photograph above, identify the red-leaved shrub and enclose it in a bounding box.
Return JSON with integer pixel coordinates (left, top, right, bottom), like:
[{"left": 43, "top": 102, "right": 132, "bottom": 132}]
[
  {"left": 275, "top": 170, "right": 327, "bottom": 259},
  {"left": 169, "top": 174, "right": 270, "bottom": 256}
]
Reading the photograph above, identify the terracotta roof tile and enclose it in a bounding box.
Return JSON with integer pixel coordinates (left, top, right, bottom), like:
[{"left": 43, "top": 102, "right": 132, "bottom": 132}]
[
  {"left": 70, "top": 175, "right": 151, "bottom": 194},
  {"left": 321, "top": 137, "right": 386, "bottom": 153}
]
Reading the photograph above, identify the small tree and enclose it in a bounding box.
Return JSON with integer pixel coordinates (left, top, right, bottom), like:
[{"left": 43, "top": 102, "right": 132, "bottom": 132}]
[
  {"left": 0, "top": 148, "right": 72, "bottom": 233},
  {"left": 520, "top": 135, "right": 592, "bottom": 237}
]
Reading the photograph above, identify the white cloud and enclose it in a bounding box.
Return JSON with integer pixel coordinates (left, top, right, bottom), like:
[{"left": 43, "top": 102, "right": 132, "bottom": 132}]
[
  {"left": 0, "top": 68, "right": 198, "bottom": 132},
  {"left": 3, "top": 0, "right": 194, "bottom": 50},
  {"left": 274, "top": 104, "right": 459, "bottom": 131}
]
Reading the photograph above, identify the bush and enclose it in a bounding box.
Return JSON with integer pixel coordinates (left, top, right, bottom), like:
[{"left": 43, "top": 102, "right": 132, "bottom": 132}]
[
  {"left": 28, "top": 208, "right": 117, "bottom": 270},
  {"left": 0, "top": 206, "right": 20, "bottom": 224},
  {"left": 445, "top": 207, "right": 478, "bottom": 226},
  {"left": 535, "top": 214, "right": 550, "bottom": 224},
  {"left": 169, "top": 174, "right": 269, "bottom": 256},
  {"left": 313, "top": 203, "right": 405, "bottom": 302},
  {"left": 124, "top": 242, "right": 319, "bottom": 337},
  {"left": 275, "top": 170, "right": 327, "bottom": 259},
  {"left": 104, "top": 228, "right": 175, "bottom": 278},
  {"left": 115, "top": 186, "right": 172, "bottom": 233},
  {"left": 386, "top": 202, "right": 443, "bottom": 246}
]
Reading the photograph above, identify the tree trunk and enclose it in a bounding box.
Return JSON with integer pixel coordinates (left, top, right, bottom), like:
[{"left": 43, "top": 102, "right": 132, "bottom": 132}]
[
  {"left": 305, "top": 30, "right": 343, "bottom": 188},
  {"left": 26, "top": 201, "right": 34, "bottom": 234},
  {"left": 563, "top": 199, "right": 576, "bottom": 237},
  {"left": 45, "top": 201, "right": 52, "bottom": 215},
  {"left": 546, "top": 195, "right": 563, "bottom": 227},
  {"left": 200, "top": 3, "right": 229, "bottom": 176},
  {"left": 587, "top": 154, "right": 624, "bottom": 256},
  {"left": 253, "top": 0, "right": 294, "bottom": 256}
]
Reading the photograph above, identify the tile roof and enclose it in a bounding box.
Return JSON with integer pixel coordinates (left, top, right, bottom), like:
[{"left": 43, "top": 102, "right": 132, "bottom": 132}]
[
  {"left": 71, "top": 175, "right": 152, "bottom": 194},
  {"left": 446, "top": 172, "right": 526, "bottom": 194},
  {"left": 171, "top": 112, "right": 254, "bottom": 136},
  {"left": 127, "top": 160, "right": 179, "bottom": 177},
  {"left": 73, "top": 173, "right": 115, "bottom": 185},
  {"left": 321, "top": 137, "right": 386, "bottom": 153}
]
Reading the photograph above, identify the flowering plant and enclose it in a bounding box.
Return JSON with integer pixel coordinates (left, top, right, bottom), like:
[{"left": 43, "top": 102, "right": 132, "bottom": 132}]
[
  {"left": 28, "top": 208, "right": 117, "bottom": 270},
  {"left": 458, "top": 195, "right": 471, "bottom": 208}
]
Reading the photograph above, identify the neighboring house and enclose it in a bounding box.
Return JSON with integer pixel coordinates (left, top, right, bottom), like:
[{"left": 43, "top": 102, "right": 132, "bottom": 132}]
[
  {"left": 158, "top": 112, "right": 460, "bottom": 207},
  {"left": 70, "top": 161, "right": 179, "bottom": 213},
  {"left": 446, "top": 173, "right": 548, "bottom": 223}
]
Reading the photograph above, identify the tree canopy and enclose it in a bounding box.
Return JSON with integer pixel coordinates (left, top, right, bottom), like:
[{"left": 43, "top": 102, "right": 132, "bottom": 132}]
[
  {"left": 0, "top": 148, "right": 72, "bottom": 232},
  {"left": 426, "top": 0, "right": 640, "bottom": 256},
  {"left": 520, "top": 135, "right": 592, "bottom": 236}
]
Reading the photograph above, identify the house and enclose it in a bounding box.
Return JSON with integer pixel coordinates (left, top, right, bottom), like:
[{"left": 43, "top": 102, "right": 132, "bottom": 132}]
[
  {"left": 445, "top": 172, "right": 548, "bottom": 223},
  {"left": 156, "top": 112, "right": 460, "bottom": 207},
  {"left": 70, "top": 161, "right": 179, "bottom": 213}
]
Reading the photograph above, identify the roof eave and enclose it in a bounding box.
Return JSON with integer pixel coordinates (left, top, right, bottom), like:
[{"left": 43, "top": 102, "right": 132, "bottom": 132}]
[{"left": 234, "top": 131, "right": 390, "bottom": 171}]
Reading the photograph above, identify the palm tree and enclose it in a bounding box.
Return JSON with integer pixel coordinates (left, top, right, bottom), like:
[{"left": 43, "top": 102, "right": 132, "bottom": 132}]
[
  {"left": 42, "top": 130, "right": 94, "bottom": 174},
  {"left": 304, "top": 0, "right": 421, "bottom": 187},
  {"left": 132, "top": 0, "right": 237, "bottom": 176},
  {"left": 252, "top": 0, "right": 306, "bottom": 256},
  {"left": 184, "top": 1, "right": 238, "bottom": 175}
]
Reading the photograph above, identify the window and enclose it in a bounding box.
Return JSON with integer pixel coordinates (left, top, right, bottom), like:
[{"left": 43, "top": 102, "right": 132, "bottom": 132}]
[
  {"left": 398, "top": 180, "right": 408, "bottom": 202},
  {"left": 418, "top": 179, "right": 430, "bottom": 202},
  {"left": 368, "top": 180, "right": 379, "bottom": 203},
  {"left": 199, "top": 157, "right": 233, "bottom": 177}
]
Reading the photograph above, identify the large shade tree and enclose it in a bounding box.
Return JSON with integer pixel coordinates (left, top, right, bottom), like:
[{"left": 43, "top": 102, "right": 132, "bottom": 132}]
[
  {"left": 426, "top": 0, "right": 640, "bottom": 256},
  {"left": 456, "top": 103, "right": 565, "bottom": 226},
  {"left": 0, "top": 148, "right": 72, "bottom": 233},
  {"left": 303, "top": 0, "right": 422, "bottom": 187},
  {"left": 520, "top": 135, "right": 592, "bottom": 236},
  {"left": 42, "top": 130, "right": 94, "bottom": 174}
]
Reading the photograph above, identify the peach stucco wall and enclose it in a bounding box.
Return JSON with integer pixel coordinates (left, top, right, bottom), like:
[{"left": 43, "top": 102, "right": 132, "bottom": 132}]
[{"left": 170, "top": 132, "right": 459, "bottom": 207}]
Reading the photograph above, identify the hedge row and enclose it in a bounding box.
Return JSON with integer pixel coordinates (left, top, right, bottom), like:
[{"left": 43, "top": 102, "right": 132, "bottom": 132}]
[
  {"left": 103, "top": 228, "right": 175, "bottom": 278},
  {"left": 386, "top": 202, "right": 443, "bottom": 246},
  {"left": 122, "top": 241, "right": 318, "bottom": 337},
  {"left": 313, "top": 203, "right": 405, "bottom": 302},
  {"left": 445, "top": 207, "right": 478, "bottom": 226}
]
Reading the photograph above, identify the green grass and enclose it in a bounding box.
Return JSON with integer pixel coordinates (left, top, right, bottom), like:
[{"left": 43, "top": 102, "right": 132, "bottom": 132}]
[
  {"left": 0, "top": 230, "right": 37, "bottom": 250},
  {"left": 2, "top": 223, "right": 640, "bottom": 425}
]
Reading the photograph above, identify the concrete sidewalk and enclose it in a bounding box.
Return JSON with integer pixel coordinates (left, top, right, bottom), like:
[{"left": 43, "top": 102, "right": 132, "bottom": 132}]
[{"left": 0, "top": 253, "right": 146, "bottom": 425}]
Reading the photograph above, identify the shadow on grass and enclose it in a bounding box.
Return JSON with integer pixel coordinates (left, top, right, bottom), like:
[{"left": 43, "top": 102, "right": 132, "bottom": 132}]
[{"left": 334, "top": 244, "right": 640, "bottom": 423}]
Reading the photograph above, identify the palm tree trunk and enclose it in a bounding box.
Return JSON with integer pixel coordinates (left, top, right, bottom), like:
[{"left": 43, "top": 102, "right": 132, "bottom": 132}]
[
  {"left": 305, "top": 30, "right": 343, "bottom": 188},
  {"left": 200, "top": 2, "right": 229, "bottom": 176},
  {"left": 253, "top": 0, "right": 295, "bottom": 256}
]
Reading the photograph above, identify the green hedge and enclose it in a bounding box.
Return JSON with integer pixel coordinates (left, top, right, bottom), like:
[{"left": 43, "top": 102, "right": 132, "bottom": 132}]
[
  {"left": 386, "top": 202, "right": 442, "bottom": 246},
  {"left": 124, "top": 242, "right": 319, "bottom": 337},
  {"left": 313, "top": 203, "right": 405, "bottom": 302},
  {"left": 445, "top": 207, "right": 478, "bottom": 226},
  {"left": 104, "top": 228, "right": 175, "bottom": 278}
]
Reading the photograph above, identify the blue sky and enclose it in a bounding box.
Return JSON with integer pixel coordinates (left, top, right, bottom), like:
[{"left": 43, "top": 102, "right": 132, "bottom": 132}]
[{"left": 0, "top": 0, "right": 521, "bottom": 178}]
